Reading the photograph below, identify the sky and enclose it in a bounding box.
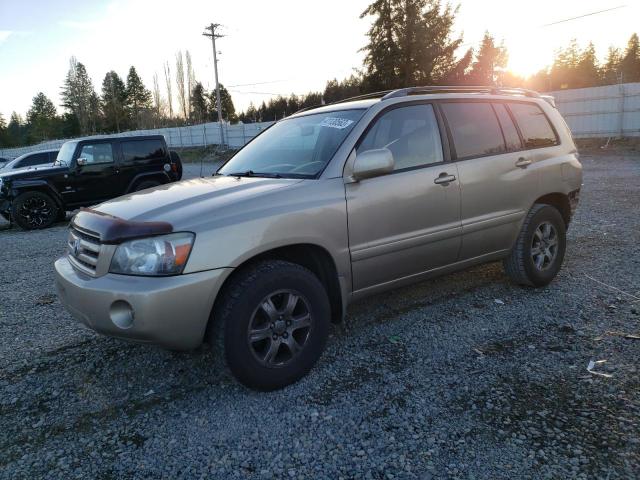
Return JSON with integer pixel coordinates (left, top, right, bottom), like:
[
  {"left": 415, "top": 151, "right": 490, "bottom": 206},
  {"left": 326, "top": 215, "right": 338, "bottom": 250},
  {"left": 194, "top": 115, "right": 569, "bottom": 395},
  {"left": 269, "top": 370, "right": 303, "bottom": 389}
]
[{"left": 1, "top": 0, "right": 639, "bottom": 118}]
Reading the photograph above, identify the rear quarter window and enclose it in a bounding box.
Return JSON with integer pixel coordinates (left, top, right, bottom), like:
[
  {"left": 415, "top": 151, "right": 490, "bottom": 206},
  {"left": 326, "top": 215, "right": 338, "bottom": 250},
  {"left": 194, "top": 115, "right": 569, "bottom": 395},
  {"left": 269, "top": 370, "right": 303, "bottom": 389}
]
[
  {"left": 508, "top": 103, "right": 558, "bottom": 148},
  {"left": 440, "top": 102, "right": 506, "bottom": 159},
  {"left": 121, "top": 139, "right": 166, "bottom": 162}
]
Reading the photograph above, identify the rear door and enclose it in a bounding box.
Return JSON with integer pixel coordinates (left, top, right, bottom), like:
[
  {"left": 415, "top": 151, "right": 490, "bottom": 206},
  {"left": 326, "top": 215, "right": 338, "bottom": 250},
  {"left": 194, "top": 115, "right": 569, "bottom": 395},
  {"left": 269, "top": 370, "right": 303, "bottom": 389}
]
[
  {"left": 345, "top": 103, "right": 462, "bottom": 293},
  {"left": 440, "top": 100, "right": 544, "bottom": 260},
  {"left": 118, "top": 138, "right": 168, "bottom": 192}
]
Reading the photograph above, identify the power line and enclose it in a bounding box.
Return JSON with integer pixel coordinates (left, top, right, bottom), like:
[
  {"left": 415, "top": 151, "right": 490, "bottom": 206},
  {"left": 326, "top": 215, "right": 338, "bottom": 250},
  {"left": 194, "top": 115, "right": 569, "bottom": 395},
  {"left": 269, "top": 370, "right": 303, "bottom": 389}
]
[
  {"left": 540, "top": 5, "right": 627, "bottom": 27},
  {"left": 460, "top": 5, "right": 628, "bottom": 48},
  {"left": 227, "top": 80, "right": 288, "bottom": 88}
]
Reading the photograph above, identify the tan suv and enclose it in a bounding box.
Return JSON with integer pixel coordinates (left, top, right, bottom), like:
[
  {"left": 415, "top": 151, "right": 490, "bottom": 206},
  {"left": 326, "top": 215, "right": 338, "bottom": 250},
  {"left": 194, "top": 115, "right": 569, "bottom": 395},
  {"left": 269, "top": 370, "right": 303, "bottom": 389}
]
[{"left": 55, "top": 86, "right": 582, "bottom": 390}]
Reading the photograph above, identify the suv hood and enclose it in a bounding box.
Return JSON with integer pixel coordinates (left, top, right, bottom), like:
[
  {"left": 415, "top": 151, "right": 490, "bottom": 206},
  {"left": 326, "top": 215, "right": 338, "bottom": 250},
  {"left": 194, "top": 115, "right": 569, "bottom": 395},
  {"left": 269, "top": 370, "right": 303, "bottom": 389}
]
[{"left": 95, "top": 175, "right": 304, "bottom": 229}]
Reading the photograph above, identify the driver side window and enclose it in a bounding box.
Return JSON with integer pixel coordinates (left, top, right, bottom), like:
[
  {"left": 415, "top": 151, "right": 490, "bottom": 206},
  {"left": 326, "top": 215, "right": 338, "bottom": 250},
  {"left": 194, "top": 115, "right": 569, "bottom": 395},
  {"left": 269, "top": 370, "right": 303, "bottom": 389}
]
[
  {"left": 357, "top": 104, "right": 443, "bottom": 171},
  {"left": 79, "top": 143, "right": 114, "bottom": 165}
]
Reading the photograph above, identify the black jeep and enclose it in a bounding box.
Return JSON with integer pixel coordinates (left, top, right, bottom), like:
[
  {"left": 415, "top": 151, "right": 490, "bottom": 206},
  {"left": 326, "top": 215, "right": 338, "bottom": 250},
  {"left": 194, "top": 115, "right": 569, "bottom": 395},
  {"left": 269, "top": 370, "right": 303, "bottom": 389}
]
[{"left": 0, "top": 135, "right": 182, "bottom": 230}]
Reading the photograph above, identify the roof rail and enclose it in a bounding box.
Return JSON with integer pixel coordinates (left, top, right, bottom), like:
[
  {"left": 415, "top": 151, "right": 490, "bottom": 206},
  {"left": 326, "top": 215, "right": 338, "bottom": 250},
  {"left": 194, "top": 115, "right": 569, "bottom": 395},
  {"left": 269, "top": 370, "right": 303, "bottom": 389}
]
[
  {"left": 330, "top": 90, "right": 395, "bottom": 105},
  {"left": 381, "top": 85, "right": 542, "bottom": 100}
]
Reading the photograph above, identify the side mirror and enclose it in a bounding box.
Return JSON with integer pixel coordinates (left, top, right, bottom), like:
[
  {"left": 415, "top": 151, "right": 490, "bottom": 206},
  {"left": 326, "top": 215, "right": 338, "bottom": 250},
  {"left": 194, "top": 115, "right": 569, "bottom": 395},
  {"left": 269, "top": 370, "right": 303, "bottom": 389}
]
[
  {"left": 351, "top": 148, "right": 394, "bottom": 181},
  {"left": 76, "top": 157, "right": 88, "bottom": 167}
]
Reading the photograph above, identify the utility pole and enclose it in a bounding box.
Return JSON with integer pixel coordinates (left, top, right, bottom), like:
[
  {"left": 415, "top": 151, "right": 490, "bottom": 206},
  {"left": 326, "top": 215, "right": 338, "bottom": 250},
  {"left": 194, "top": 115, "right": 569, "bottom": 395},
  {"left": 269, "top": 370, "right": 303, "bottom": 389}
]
[{"left": 203, "top": 23, "right": 225, "bottom": 147}]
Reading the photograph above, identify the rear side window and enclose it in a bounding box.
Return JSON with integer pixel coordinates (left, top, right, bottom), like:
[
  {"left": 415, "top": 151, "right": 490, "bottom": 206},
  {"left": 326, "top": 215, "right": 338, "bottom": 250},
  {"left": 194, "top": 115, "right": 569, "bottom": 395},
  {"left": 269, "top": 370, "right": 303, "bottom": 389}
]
[
  {"left": 508, "top": 103, "right": 558, "bottom": 148},
  {"left": 440, "top": 102, "right": 505, "bottom": 159},
  {"left": 122, "top": 140, "right": 165, "bottom": 162},
  {"left": 357, "top": 104, "right": 443, "bottom": 170},
  {"left": 493, "top": 104, "right": 522, "bottom": 151}
]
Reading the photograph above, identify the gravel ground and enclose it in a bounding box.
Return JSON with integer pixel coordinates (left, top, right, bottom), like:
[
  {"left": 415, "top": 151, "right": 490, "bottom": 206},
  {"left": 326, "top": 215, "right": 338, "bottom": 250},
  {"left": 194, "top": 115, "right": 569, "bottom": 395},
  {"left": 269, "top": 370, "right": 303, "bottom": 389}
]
[{"left": 0, "top": 154, "right": 638, "bottom": 479}]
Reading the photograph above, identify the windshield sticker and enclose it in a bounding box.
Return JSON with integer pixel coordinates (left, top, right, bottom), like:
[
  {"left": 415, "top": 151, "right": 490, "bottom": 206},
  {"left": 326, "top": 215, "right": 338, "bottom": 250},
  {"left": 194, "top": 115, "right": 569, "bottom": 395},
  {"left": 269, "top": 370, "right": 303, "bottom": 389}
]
[{"left": 319, "top": 117, "right": 354, "bottom": 129}]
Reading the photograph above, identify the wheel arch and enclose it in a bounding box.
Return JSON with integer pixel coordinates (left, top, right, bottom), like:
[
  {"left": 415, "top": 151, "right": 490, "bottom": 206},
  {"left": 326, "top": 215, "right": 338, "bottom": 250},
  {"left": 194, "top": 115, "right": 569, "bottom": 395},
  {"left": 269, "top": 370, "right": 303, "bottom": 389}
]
[
  {"left": 11, "top": 181, "right": 64, "bottom": 209},
  {"left": 125, "top": 172, "right": 172, "bottom": 193},
  {"left": 532, "top": 192, "right": 571, "bottom": 226},
  {"left": 206, "top": 243, "right": 345, "bottom": 341}
]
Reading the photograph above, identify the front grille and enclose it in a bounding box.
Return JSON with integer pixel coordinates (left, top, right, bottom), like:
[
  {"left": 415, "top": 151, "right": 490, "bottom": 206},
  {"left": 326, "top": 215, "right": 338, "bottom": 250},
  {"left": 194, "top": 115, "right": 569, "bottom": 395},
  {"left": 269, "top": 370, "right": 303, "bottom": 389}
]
[{"left": 67, "top": 226, "right": 102, "bottom": 276}]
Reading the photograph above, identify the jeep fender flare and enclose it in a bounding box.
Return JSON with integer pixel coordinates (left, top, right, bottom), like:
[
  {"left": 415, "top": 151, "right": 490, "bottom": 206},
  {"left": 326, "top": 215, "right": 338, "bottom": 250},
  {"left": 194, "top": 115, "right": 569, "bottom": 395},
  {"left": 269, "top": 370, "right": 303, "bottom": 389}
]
[
  {"left": 9, "top": 180, "right": 64, "bottom": 209},
  {"left": 125, "top": 171, "right": 172, "bottom": 194}
]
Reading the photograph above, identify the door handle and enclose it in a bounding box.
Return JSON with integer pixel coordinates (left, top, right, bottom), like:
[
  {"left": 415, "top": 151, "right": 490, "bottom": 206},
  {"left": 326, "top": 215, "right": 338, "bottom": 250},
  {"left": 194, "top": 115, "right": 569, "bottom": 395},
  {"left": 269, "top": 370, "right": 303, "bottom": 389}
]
[
  {"left": 434, "top": 173, "right": 456, "bottom": 185},
  {"left": 515, "top": 157, "right": 532, "bottom": 168}
]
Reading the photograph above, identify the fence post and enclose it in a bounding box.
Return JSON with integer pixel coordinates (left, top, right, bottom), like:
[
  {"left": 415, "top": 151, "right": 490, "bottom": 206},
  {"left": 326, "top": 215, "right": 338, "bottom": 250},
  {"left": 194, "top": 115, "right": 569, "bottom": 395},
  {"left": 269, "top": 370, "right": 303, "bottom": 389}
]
[{"left": 618, "top": 83, "right": 625, "bottom": 139}]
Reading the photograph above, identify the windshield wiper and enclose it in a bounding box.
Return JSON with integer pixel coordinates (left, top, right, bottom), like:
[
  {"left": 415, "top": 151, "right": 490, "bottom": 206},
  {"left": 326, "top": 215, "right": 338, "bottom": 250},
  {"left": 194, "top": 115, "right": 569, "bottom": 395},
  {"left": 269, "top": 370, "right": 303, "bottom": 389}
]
[{"left": 226, "top": 170, "right": 282, "bottom": 178}]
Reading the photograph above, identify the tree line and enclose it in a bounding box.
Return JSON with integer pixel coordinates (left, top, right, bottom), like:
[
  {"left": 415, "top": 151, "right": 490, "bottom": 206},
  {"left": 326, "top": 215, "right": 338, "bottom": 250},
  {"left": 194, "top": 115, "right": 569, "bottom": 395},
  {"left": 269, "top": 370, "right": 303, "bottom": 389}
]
[
  {"left": 238, "top": 1, "right": 640, "bottom": 122},
  {"left": 2, "top": 0, "right": 640, "bottom": 146},
  {"left": 0, "top": 50, "right": 236, "bottom": 148}
]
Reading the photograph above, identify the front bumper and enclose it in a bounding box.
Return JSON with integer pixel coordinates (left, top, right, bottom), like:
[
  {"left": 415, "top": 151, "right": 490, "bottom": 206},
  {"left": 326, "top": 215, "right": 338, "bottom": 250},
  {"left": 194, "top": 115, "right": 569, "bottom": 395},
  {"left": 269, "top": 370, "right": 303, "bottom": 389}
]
[{"left": 54, "top": 256, "right": 231, "bottom": 350}]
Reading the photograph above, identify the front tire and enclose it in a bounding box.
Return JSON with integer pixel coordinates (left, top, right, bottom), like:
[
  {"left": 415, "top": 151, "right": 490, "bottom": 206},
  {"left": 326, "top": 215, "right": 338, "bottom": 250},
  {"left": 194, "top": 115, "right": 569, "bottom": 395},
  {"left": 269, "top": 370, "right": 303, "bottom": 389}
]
[
  {"left": 11, "top": 191, "right": 58, "bottom": 230},
  {"left": 503, "top": 204, "right": 566, "bottom": 287},
  {"left": 211, "top": 260, "right": 330, "bottom": 391}
]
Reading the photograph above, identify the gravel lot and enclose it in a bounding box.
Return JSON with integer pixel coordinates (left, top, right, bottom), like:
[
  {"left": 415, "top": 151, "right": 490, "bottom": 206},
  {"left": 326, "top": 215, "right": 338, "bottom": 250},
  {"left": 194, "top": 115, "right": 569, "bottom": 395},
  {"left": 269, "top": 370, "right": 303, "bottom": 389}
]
[{"left": 1, "top": 154, "right": 639, "bottom": 479}]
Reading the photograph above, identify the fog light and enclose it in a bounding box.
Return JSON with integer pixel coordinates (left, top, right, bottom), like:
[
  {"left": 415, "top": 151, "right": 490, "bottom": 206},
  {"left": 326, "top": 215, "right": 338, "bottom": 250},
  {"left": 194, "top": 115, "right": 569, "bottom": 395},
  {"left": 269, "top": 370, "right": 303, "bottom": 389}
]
[{"left": 110, "top": 300, "right": 135, "bottom": 329}]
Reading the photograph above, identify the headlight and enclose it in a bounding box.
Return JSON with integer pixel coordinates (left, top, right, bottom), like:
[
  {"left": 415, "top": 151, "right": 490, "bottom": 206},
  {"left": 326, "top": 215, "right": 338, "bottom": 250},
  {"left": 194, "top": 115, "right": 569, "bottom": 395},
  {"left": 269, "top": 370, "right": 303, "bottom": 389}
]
[{"left": 109, "top": 232, "right": 195, "bottom": 276}]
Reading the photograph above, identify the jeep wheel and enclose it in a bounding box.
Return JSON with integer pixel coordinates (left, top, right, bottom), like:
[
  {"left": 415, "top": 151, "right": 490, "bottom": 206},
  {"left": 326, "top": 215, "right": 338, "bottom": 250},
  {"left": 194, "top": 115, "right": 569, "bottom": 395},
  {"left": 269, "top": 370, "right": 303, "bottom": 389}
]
[
  {"left": 12, "top": 191, "right": 58, "bottom": 230},
  {"left": 211, "top": 260, "right": 330, "bottom": 391},
  {"left": 503, "top": 204, "right": 567, "bottom": 287},
  {"left": 134, "top": 180, "right": 161, "bottom": 191}
]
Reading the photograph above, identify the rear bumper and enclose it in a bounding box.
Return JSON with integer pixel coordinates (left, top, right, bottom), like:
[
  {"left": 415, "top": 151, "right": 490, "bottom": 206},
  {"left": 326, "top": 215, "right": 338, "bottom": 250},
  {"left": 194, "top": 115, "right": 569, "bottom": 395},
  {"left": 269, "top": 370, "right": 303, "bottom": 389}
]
[{"left": 54, "top": 256, "right": 231, "bottom": 350}]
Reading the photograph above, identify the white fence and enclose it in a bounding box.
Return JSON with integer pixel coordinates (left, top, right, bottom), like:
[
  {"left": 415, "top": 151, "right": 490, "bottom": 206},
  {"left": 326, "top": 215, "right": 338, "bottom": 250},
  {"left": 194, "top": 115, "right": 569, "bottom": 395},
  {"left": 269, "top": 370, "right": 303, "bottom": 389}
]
[
  {"left": 549, "top": 82, "right": 640, "bottom": 138},
  {"left": 0, "top": 121, "right": 274, "bottom": 160},
  {"left": 2, "top": 82, "right": 640, "bottom": 159}
]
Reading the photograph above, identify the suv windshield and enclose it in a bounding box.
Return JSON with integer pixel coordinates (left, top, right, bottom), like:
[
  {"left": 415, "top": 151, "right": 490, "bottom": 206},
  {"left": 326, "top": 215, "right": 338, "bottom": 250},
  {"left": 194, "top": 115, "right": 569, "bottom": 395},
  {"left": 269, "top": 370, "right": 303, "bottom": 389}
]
[
  {"left": 219, "top": 109, "right": 365, "bottom": 178},
  {"left": 54, "top": 141, "right": 78, "bottom": 166}
]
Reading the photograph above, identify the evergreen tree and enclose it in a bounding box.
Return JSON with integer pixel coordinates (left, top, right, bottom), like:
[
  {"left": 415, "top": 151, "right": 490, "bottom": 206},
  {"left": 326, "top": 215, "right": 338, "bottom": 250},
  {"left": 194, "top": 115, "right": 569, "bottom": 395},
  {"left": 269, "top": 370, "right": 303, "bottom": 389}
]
[
  {"left": 208, "top": 84, "right": 237, "bottom": 123},
  {"left": 601, "top": 47, "right": 622, "bottom": 85},
  {"left": 620, "top": 33, "right": 640, "bottom": 82},
  {"left": 360, "top": 0, "right": 465, "bottom": 90},
  {"left": 575, "top": 42, "right": 600, "bottom": 88},
  {"left": 60, "top": 57, "right": 97, "bottom": 135},
  {"left": 360, "top": 0, "right": 400, "bottom": 90},
  {"left": 7, "top": 112, "right": 26, "bottom": 146},
  {"left": 467, "top": 32, "right": 508, "bottom": 85},
  {"left": 190, "top": 82, "right": 208, "bottom": 124},
  {"left": 125, "top": 66, "right": 152, "bottom": 129},
  {"left": 26, "top": 92, "right": 58, "bottom": 141},
  {"left": 101, "top": 71, "right": 127, "bottom": 133},
  {"left": 0, "top": 113, "right": 9, "bottom": 147},
  {"left": 324, "top": 75, "right": 363, "bottom": 103}
]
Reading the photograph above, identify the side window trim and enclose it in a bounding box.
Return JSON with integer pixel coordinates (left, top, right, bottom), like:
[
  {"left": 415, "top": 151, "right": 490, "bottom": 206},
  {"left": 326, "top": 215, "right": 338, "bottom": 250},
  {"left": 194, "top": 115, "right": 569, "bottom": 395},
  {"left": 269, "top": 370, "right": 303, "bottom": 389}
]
[
  {"left": 492, "top": 103, "right": 524, "bottom": 152},
  {"left": 353, "top": 100, "right": 450, "bottom": 175}
]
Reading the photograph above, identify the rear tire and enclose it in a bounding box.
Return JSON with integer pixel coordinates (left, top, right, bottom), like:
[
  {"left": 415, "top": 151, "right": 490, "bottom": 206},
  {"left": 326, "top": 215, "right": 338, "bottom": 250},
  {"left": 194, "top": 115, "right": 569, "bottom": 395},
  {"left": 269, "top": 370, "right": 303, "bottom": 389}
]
[
  {"left": 210, "top": 260, "right": 330, "bottom": 391},
  {"left": 170, "top": 151, "right": 183, "bottom": 181},
  {"left": 11, "top": 191, "right": 58, "bottom": 230},
  {"left": 503, "top": 204, "right": 566, "bottom": 287}
]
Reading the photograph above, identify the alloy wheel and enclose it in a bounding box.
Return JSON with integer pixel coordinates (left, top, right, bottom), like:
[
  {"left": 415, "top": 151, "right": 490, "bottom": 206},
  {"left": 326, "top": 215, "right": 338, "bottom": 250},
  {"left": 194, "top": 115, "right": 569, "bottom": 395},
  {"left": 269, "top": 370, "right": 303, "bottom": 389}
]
[
  {"left": 18, "top": 197, "right": 54, "bottom": 228},
  {"left": 247, "top": 289, "right": 313, "bottom": 368},
  {"left": 531, "top": 221, "right": 558, "bottom": 271}
]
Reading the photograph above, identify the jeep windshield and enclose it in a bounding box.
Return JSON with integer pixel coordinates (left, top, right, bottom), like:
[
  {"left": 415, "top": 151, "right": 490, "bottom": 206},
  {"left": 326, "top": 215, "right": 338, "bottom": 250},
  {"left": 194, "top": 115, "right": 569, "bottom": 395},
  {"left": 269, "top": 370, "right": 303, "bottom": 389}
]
[
  {"left": 219, "top": 109, "right": 365, "bottom": 178},
  {"left": 54, "top": 141, "right": 78, "bottom": 166}
]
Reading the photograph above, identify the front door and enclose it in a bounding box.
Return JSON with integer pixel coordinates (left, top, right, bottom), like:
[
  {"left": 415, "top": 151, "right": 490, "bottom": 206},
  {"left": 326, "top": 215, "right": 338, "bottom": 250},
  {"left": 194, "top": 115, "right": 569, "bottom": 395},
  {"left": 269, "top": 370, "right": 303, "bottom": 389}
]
[
  {"left": 66, "top": 141, "right": 120, "bottom": 206},
  {"left": 345, "top": 103, "right": 462, "bottom": 293}
]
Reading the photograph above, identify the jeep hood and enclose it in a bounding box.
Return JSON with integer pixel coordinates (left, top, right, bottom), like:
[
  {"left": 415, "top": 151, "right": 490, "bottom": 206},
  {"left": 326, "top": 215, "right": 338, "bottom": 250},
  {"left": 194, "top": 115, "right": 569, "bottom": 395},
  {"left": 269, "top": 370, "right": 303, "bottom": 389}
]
[
  {"left": 94, "top": 175, "right": 304, "bottom": 229},
  {"left": 0, "top": 165, "right": 66, "bottom": 179}
]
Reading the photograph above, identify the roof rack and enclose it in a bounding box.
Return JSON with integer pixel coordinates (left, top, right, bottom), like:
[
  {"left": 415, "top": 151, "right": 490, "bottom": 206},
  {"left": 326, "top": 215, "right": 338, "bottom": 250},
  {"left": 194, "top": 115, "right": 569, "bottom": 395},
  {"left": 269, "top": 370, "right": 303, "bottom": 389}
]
[{"left": 381, "top": 85, "right": 542, "bottom": 100}]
